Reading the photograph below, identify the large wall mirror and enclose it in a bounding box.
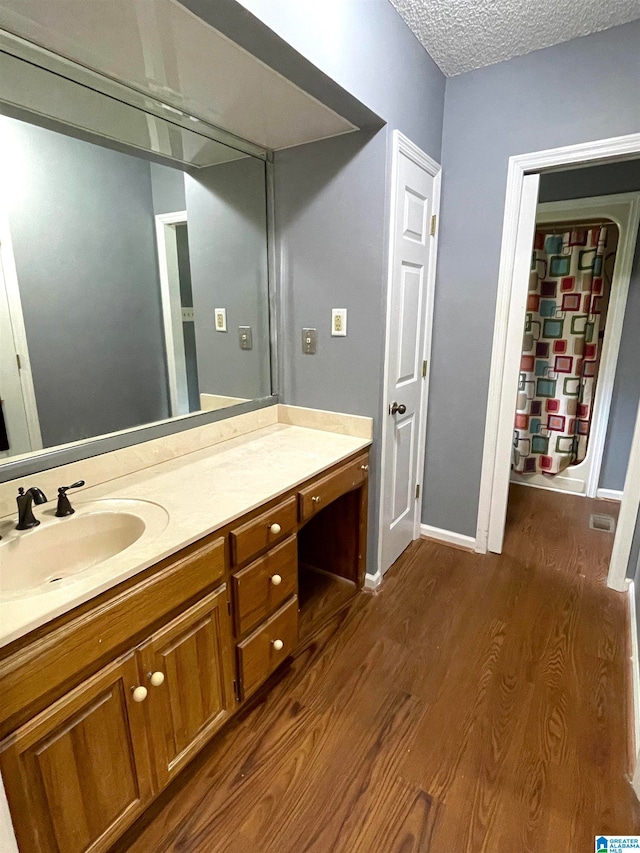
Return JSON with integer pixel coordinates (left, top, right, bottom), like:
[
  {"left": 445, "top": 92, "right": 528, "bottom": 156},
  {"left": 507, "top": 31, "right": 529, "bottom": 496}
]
[{"left": 0, "top": 41, "right": 275, "bottom": 478}]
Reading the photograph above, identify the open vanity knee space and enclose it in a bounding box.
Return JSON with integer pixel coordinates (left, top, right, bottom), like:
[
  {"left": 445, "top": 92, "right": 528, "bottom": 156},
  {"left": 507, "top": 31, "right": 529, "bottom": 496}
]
[{"left": 0, "top": 406, "right": 371, "bottom": 853}]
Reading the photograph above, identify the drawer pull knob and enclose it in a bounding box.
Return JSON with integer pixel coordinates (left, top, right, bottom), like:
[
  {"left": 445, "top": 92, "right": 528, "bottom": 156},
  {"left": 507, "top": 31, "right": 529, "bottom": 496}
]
[
  {"left": 272, "top": 639, "right": 284, "bottom": 652},
  {"left": 361, "top": 464, "right": 369, "bottom": 471},
  {"left": 269, "top": 522, "right": 281, "bottom": 535},
  {"left": 148, "top": 671, "right": 165, "bottom": 687},
  {"left": 131, "top": 686, "right": 148, "bottom": 703},
  {"left": 271, "top": 574, "right": 282, "bottom": 586},
  {"left": 312, "top": 495, "right": 321, "bottom": 504}
]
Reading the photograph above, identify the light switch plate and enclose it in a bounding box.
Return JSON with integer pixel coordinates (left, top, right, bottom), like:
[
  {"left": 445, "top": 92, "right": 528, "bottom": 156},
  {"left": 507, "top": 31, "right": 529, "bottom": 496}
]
[
  {"left": 331, "top": 308, "right": 347, "bottom": 336},
  {"left": 181, "top": 307, "right": 195, "bottom": 322},
  {"left": 239, "top": 326, "right": 253, "bottom": 350},
  {"left": 214, "top": 308, "right": 227, "bottom": 332},
  {"left": 302, "top": 328, "right": 317, "bottom": 354}
]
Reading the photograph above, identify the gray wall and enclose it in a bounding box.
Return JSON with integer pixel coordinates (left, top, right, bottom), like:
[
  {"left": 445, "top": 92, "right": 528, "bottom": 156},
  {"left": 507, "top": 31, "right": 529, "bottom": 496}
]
[
  {"left": 539, "top": 160, "right": 640, "bottom": 492},
  {"left": 274, "top": 127, "right": 387, "bottom": 415},
  {"left": 236, "top": 0, "right": 446, "bottom": 575},
  {"left": 425, "top": 21, "right": 640, "bottom": 536},
  {"left": 185, "top": 157, "right": 270, "bottom": 400},
  {"left": 150, "top": 162, "right": 186, "bottom": 214},
  {"left": 4, "top": 116, "right": 170, "bottom": 448}
]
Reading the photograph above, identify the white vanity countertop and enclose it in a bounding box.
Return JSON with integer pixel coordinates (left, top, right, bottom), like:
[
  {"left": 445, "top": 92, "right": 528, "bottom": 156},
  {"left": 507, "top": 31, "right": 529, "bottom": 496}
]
[{"left": 0, "top": 419, "right": 371, "bottom": 648}]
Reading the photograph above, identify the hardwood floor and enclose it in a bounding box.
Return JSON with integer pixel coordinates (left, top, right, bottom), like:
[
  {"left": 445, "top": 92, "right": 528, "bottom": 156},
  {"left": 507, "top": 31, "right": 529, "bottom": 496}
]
[{"left": 114, "top": 485, "right": 640, "bottom": 852}]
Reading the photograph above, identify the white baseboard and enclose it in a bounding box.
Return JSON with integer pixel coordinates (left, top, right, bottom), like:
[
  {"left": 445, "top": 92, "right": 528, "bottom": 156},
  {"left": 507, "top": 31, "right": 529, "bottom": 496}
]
[
  {"left": 420, "top": 524, "right": 476, "bottom": 552},
  {"left": 597, "top": 488, "right": 624, "bottom": 502},
  {"left": 628, "top": 582, "right": 640, "bottom": 797},
  {"left": 364, "top": 570, "right": 382, "bottom": 591}
]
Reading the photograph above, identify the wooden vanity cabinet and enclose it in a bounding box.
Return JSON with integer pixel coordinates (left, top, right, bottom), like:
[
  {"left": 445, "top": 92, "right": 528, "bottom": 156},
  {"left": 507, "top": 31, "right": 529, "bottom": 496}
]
[
  {"left": 0, "top": 447, "right": 370, "bottom": 853},
  {"left": 0, "top": 541, "right": 235, "bottom": 853},
  {"left": 0, "top": 654, "right": 154, "bottom": 853}
]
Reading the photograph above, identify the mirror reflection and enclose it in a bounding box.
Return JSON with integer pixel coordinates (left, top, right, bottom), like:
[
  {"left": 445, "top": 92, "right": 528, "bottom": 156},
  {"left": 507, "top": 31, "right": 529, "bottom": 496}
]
[{"left": 0, "top": 113, "right": 270, "bottom": 460}]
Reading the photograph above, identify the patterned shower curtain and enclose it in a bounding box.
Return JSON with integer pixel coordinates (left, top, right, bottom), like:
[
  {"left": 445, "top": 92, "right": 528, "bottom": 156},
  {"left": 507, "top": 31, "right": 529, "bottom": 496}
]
[{"left": 512, "top": 225, "right": 612, "bottom": 476}]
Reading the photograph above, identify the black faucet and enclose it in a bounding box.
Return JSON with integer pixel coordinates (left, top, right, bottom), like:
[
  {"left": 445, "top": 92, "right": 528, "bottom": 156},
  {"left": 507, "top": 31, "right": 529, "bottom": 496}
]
[
  {"left": 16, "top": 486, "right": 48, "bottom": 530},
  {"left": 55, "top": 481, "right": 85, "bottom": 517}
]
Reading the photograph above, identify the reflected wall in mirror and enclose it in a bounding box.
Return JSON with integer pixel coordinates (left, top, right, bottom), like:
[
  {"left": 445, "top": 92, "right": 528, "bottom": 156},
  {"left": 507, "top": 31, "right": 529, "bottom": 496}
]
[{"left": 0, "top": 113, "right": 270, "bottom": 460}]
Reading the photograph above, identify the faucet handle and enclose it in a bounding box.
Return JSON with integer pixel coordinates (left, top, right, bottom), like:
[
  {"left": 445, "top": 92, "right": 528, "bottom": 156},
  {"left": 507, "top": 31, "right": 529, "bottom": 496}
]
[
  {"left": 60, "top": 481, "right": 85, "bottom": 493},
  {"left": 55, "top": 480, "right": 85, "bottom": 517}
]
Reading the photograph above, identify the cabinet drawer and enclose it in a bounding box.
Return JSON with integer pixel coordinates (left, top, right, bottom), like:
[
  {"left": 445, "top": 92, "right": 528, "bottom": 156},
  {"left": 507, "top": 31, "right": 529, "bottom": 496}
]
[
  {"left": 237, "top": 596, "right": 298, "bottom": 699},
  {"left": 230, "top": 496, "right": 297, "bottom": 566},
  {"left": 232, "top": 536, "right": 298, "bottom": 637},
  {"left": 299, "top": 454, "right": 369, "bottom": 522}
]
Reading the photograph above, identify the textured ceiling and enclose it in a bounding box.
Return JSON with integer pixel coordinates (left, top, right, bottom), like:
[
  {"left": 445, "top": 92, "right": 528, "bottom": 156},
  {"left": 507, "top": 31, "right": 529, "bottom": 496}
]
[{"left": 388, "top": 0, "right": 640, "bottom": 76}]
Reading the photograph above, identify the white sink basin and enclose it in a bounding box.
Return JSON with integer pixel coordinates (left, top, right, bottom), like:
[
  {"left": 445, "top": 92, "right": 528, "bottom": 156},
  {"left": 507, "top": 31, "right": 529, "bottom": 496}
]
[{"left": 0, "top": 499, "right": 169, "bottom": 597}]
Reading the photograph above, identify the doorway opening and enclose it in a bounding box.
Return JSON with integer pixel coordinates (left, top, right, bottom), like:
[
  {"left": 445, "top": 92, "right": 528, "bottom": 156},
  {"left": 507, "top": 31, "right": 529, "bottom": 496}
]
[
  {"left": 155, "top": 211, "right": 200, "bottom": 417},
  {"left": 477, "top": 142, "right": 640, "bottom": 564},
  {"left": 509, "top": 190, "right": 639, "bottom": 501}
]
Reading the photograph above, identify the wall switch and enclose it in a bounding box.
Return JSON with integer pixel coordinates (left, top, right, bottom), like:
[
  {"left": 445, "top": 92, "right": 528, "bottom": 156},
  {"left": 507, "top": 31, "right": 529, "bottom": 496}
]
[
  {"left": 181, "top": 307, "right": 195, "bottom": 322},
  {"left": 331, "top": 308, "right": 347, "bottom": 336},
  {"left": 214, "top": 308, "right": 227, "bottom": 332},
  {"left": 239, "top": 326, "right": 253, "bottom": 350},
  {"left": 302, "top": 328, "right": 317, "bottom": 354}
]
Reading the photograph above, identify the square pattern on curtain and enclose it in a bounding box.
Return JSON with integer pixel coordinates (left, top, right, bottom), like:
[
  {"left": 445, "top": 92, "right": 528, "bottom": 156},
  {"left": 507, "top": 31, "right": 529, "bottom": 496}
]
[{"left": 512, "top": 225, "right": 611, "bottom": 476}]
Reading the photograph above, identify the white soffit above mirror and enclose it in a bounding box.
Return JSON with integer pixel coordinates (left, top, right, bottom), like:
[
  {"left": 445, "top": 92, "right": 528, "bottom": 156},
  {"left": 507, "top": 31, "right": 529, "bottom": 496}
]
[{"left": 0, "top": 0, "right": 357, "bottom": 150}]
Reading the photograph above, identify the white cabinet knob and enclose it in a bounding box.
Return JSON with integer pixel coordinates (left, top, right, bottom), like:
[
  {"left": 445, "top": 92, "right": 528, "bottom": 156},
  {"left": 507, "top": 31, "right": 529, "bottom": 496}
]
[
  {"left": 272, "top": 639, "right": 284, "bottom": 652},
  {"left": 361, "top": 464, "right": 369, "bottom": 471},
  {"left": 270, "top": 574, "right": 282, "bottom": 586},
  {"left": 131, "top": 686, "right": 148, "bottom": 703},
  {"left": 269, "top": 522, "right": 281, "bottom": 535},
  {"left": 311, "top": 495, "right": 321, "bottom": 504},
  {"left": 149, "top": 671, "right": 165, "bottom": 687}
]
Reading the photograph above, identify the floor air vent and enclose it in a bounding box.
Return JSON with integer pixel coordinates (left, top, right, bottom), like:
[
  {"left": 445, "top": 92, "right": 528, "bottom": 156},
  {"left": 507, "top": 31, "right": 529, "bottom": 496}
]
[{"left": 589, "top": 513, "right": 616, "bottom": 533}]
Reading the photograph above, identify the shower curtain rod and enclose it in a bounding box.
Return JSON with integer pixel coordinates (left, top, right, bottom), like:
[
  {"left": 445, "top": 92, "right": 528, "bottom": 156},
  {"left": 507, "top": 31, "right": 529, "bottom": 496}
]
[{"left": 534, "top": 218, "right": 614, "bottom": 231}]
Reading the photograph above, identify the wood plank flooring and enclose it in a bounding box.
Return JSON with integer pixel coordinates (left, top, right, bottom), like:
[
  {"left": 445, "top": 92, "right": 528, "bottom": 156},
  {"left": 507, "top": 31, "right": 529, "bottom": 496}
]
[{"left": 114, "top": 485, "right": 640, "bottom": 852}]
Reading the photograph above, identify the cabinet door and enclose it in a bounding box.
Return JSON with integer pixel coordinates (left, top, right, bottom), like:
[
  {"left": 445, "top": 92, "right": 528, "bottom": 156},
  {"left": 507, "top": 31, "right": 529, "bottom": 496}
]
[
  {"left": 138, "top": 584, "right": 236, "bottom": 788},
  {"left": 0, "top": 653, "right": 153, "bottom": 853}
]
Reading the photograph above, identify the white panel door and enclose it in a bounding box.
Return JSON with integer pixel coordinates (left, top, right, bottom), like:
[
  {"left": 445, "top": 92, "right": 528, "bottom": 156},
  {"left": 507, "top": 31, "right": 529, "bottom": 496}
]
[
  {"left": 0, "top": 250, "right": 31, "bottom": 457},
  {"left": 381, "top": 147, "right": 435, "bottom": 572}
]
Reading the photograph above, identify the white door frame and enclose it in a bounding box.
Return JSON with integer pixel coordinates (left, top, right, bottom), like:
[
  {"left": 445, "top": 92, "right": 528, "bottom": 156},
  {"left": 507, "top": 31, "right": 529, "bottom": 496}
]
[
  {"left": 476, "top": 132, "right": 640, "bottom": 556},
  {"left": 376, "top": 130, "right": 441, "bottom": 582},
  {"left": 155, "top": 210, "right": 189, "bottom": 416},
  {"left": 609, "top": 398, "right": 640, "bottom": 592},
  {"left": 0, "top": 202, "right": 42, "bottom": 452},
  {"left": 510, "top": 192, "right": 640, "bottom": 499}
]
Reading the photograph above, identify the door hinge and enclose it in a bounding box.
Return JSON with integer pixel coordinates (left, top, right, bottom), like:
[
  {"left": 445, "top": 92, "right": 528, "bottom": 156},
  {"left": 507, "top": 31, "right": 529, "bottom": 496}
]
[
  {"left": 422, "top": 359, "right": 427, "bottom": 378},
  {"left": 227, "top": 599, "right": 231, "bottom": 616},
  {"left": 16, "top": 354, "right": 21, "bottom": 370},
  {"left": 415, "top": 483, "right": 421, "bottom": 501},
  {"left": 232, "top": 678, "right": 239, "bottom": 702},
  {"left": 430, "top": 214, "right": 437, "bottom": 236}
]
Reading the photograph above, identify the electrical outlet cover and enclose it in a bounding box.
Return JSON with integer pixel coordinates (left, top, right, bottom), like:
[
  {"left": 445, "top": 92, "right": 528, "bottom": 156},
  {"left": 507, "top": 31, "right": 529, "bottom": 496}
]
[
  {"left": 331, "top": 308, "right": 347, "bottom": 336},
  {"left": 214, "top": 308, "right": 227, "bottom": 332}
]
